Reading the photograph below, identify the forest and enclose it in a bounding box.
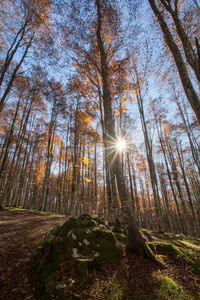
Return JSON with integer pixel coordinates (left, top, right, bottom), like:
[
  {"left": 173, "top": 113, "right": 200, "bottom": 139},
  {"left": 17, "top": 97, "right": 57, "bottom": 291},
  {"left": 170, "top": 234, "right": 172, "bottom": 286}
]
[{"left": 0, "top": 0, "right": 200, "bottom": 299}]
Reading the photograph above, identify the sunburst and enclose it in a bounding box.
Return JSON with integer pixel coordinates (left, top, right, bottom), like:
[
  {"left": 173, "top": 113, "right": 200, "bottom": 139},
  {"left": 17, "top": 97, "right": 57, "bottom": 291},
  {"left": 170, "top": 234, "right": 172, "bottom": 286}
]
[{"left": 116, "top": 138, "right": 126, "bottom": 152}]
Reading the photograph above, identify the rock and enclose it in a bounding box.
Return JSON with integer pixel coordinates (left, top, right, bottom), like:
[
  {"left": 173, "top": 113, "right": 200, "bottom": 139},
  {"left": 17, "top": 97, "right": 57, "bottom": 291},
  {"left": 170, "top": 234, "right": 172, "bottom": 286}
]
[{"left": 30, "top": 214, "right": 123, "bottom": 299}]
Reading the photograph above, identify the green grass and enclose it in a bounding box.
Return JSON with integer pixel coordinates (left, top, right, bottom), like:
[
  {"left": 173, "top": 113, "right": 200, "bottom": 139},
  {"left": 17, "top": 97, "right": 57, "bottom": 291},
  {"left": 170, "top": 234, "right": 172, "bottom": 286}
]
[{"left": 4, "top": 206, "right": 64, "bottom": 216}]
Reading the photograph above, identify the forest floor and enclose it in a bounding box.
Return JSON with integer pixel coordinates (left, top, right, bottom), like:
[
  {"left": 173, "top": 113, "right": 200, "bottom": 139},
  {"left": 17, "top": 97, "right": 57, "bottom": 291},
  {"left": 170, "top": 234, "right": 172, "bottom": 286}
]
[
  {"left": 0, "top": 208, "right": 200, "bottom": 299},
  {"left": 0, "top": 208, "right": 67, "bottom": 300}
]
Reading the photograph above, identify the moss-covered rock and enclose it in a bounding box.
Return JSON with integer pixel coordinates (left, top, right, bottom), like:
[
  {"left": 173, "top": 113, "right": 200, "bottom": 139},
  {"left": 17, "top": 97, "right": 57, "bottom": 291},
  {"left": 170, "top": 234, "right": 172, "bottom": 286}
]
[{"left": 30, "top": 214, "right": 123, "bottom": 299}]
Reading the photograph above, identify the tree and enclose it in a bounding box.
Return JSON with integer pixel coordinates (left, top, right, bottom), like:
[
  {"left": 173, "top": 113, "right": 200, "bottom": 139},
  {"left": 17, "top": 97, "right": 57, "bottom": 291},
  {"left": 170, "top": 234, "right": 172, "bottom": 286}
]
[
  {"left": 95, "top": 0, "right": 165, "bottom": 262},
  {"left": 147, "top": 0, "right": 200, "bottom": 125},
  {"left": 132, "top": 67, "right": 162, "bottom": 229}
]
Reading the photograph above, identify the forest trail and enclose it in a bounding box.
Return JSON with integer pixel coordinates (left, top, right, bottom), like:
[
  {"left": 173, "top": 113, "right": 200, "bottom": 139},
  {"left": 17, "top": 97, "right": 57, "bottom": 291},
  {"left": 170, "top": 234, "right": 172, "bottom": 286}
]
[{"left": 0, "top": 209, "right": 67, "bottom": 300}]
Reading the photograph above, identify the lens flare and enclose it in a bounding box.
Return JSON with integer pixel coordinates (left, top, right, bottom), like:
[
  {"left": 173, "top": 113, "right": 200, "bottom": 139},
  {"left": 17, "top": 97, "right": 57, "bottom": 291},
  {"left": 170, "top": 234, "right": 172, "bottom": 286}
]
[{"left": 116, "top": 138, "right": 126, "bottom": 152}]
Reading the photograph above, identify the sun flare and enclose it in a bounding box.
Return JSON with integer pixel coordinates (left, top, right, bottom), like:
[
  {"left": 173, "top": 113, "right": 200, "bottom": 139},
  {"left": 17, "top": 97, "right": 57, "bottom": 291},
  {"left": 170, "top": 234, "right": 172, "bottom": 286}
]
[{"left": 116, "top": 138, "right": 126, "bottom": 152}]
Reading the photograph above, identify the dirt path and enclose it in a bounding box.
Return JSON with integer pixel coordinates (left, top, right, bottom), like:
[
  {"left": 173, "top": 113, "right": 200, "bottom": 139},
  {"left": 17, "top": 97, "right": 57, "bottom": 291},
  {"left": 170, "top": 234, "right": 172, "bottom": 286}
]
[{"left": 0, "top": 209, "right": 67, "bottom": 300}]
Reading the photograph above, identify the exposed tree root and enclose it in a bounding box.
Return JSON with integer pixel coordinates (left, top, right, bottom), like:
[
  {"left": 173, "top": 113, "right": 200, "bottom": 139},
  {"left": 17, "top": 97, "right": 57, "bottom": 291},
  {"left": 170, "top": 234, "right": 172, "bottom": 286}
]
[{"left": 127, "top": 223, "right": 167, "bottom": 269}]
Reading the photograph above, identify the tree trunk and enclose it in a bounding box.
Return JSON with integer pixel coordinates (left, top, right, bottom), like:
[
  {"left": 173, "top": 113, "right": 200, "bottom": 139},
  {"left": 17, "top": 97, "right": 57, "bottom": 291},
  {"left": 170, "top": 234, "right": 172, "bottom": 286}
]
[
  {"left": 0, "top": 35, "right": 33, "bottom": 112},
  {"left": 95, "top": 0, "right": 165, "bottom": 265},
  {"left": 148, "top": 0, "right": 200, "bottom": 125}
]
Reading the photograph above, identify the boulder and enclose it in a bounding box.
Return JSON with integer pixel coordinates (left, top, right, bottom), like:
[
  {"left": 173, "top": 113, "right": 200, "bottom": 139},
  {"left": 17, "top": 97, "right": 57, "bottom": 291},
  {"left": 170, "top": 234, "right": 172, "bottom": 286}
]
[{"left": 30, "top": 214, "right": 122, "bottom": 299}]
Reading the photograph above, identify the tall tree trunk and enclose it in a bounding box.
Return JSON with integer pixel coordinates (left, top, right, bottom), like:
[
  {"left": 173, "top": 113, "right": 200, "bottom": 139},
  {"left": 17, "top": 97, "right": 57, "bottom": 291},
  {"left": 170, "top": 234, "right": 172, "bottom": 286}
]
[
  {"left": 175, "top": 138, "right": 199, "bottom": 234},
  {"left": 70, "top": 98, "right": 79, "bottom": 216},
  {"left": 166, "top": 139, "right": 190, "bottom": 234},
  {"left": 148, "top": 0, "right": 200, "bottom": 125},
  {"left": 159, "top": 0, "right": 200, "bottom": 83},
  {"left": 0, "top": 35, "right": 33, "bottom": 112},
  {"left": 95, "top": 0, "right": 165, "bottom": 264},
  {"left": 135, "top": 73, "right": 161, "bottom": 226},
  {"left": 155, "top": 118, "right": 185, "bottom": 233},
  {"left": 175, "top": 96, "right": 200, "bottom": 175}
]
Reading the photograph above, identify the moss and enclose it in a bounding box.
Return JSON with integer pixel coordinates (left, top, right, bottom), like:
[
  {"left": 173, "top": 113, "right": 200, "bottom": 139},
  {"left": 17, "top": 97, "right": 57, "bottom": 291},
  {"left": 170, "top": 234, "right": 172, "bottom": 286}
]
[
  {"left": 52, "top": 217, "right": 78, "bottom": 237},
  {"left": 149, "top": 241, "right": 200, "bottom": 275},
  {"left": 79, "top": 215, "right": 100, "bottom": 228},
  {"left": 77, "top": 213, "right": 91, "bottom": 222},
  {"left": 86, "top": 219, "right": 99, "bottom": 228},
  {"left": 115, "top": 233, "right": 128, "bottom": 244},
  {"left": 163, "top": 232, "right": 174, "bottom": 238},
  {"left": 46, "top": 220, "right": 122, "bottom": 263},
  {"left": 4, "top": 206, "right": 62, "bottom": 216},
  {"left": 90, "top": 229, "right": 122, "bottom": 263},
  {"left": 139, "top": 240, "right": 167, "bottom": 269},
  {"left": 174, "top": 233, "right": 187, "bottom": 240},
  {"left": 127, "top": 236, "right": 159, "bottom": 260},
  {"left": 76, "top": 258, "right": 93, "bottom": 263},
  {"left": 51, "top": 215, "right": 100, "bottom": 239},
  {"left": 156, "top": 275, "right": 193, "bottom": 299},
  {"left": 139, "top": 228, "right": 152, "bottom": 235},
  {"left": 71, "top": 228, "right": 122, "bottom": 263},
  {"left": 181, "top": 249, "right": 200, "bottom": 276},
  {"left": 178, "top": 240, "right": 200, "bottom": 251},
  {"left": 92, "top": 216, "right": 104, "bottom": 225},
  {"left": 77, "top": 214, "right": 101, "bottom": 227},
  {"left": 143, "top": 243, "right": 157, "bottom": 260},
  {"left": 149, "top": 241, "right": 182, "bottom": 255},
  {"left": 163, "top": 232, "right": 200, "bottom": 248}
]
